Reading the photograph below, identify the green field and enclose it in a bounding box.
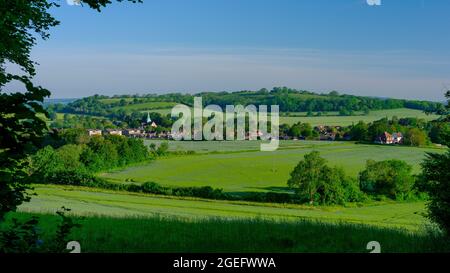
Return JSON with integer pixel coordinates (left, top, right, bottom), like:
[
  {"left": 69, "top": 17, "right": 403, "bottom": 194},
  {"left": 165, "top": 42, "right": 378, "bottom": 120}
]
[
  {"left": 51, "top": 106, "right": 439, "bottom": 127},
  {"left": 13, "top": 184, "right": 449, "bottom": 252},
  {"left": 131, "top": 106, "right": 440, "bottom": 127},
  {"left": 101, "top": 141, "right": 444, "bottom": 193},
  {"left": 142, "top": 107, "right": 438, "bottom": 127},
  {"left": 7, "top": 210, "right": 447, "bottom": 253},
  {"left": 144, "top": 139, "right": 338, "bottom": 153},
  {"left": 19, "top": 185, "right": 430, "bottom": 231},
  {"left": 54, "top": 113, "right": 106, "bottom": 120},
  {"left": 111, "top": 101, "right": 177, "bottom": 111},
  {"left": 279, "top": 108, "right": 440, "bottom": 126},
  {"left": 99, "top": 98, "right": 135, "bottom": 104},
  {"left": 143, "top": 108, "right": 173, "bottom": 115}
]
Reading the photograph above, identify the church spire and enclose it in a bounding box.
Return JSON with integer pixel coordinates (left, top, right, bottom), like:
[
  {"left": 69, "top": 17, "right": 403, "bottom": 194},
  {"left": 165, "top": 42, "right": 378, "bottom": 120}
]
[{"left": 146, "top": 111, "right": 151, "bottom": 123}]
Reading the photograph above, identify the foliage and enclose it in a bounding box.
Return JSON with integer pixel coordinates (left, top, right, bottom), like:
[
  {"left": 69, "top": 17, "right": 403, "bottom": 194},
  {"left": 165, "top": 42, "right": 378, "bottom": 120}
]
[
  {"left": 48, "top": 207, "right": 81, "bottom": 253},
  {"left": 428, "top": 121, "right": 450, "bottom": 145},
  {"left": 156, "top": 142, "right": 169, "bottom": 156},
  {"left": 287, "top": 151, "right": 363, "bottom": 205},
  {"left": 287, "top": 151, "right": 326, "bottom": 203},
  {"left": 0, "top": 0, "right": 61, "bottom": 220},
  {"left": 404, "top": 128, "right": 429, "bottom": 146},
  {"left": 0, "top": 0, "right": 141, "bottom": 221},
  {"left": 0, "top": 216, "right": 41, "bottom": 253},
  {"left": 289, "top": 122, "right": 313, "bottom": 139},
  {"left": 50, "top": 113, "right": 116, "bottom": 130},
  {"left": 0, "top": 207, "right": 80, "bottom": 253},
  {"left": 58, "top": 128, "right": 90, "bottom": 145},
  {"left": 349, "top": 121, "right": 369, "bottom": 141},
  {"left": 30, "top": 134, "right": 150, "bottom": 185},
  {"left": 359, "top": 159, "right": 415, "bottom": 199},
  {"left": 141, "top": 182, "right": 165, "bottom": 194},
  {"left": 420, "top": 92, "right": 450, "bottom": 235},
  {"left": 420, "top": 147, "right": 450, "bottom": 236}
]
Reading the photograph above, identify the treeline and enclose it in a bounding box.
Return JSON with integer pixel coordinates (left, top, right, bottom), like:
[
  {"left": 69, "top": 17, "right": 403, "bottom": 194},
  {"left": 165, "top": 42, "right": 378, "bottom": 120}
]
[
  {"left": 199, "top": 88, "right": 443, "bottom": 113},
  {"left": 279, "top": 116, "right": 448, "bottom": 146},
  {"left": 49, "top": 87, "right": 444, "bottom": 118},
  {"left": 47, "top": 104, "right": 173, "bottom": 131},
  {"left": 287, "top": 151, "right": 425, "bottom": 205},
  {"left": 48, "top": 112, "right": 117, "bottom": 130},
  {"left": 29, "top": 130, "right": 150, "bottom": 184},
  {"left": 347, "top": 117, "right": 449, "bottom": 146}
]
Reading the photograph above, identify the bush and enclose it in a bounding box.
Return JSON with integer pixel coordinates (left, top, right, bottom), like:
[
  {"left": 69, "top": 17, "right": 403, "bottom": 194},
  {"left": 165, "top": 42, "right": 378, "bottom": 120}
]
[
  {"left": 359, "top": 159, "right": 415, "bottom": 199},
  {"left": 47, "top": 169, "right": 94, "bottom": 186},
  {"left": 342, "top": 177, "right": 366, "bottom": 203},
  {"left": 141, "top": 182, "right": 164, "bottom": 194},
  {"left": 127, "top": 184, "right": 143, "bottom": 193},
  {"left": 265, "top": 192, "right": 292, "bottom": 203},
  {"left": 420, "top": 150, "right": 450, "bottom": 235}
]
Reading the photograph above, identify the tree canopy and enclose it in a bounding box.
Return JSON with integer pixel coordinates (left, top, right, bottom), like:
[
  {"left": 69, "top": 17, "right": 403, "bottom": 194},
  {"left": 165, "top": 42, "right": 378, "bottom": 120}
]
[{"left": 0, "top": 0, "right": 141, "bottom": 220}]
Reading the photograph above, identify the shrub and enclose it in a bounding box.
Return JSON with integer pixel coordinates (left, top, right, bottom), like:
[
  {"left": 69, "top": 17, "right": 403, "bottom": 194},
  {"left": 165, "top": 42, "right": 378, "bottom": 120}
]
[
  {"left": 141, "top": 182, "right": 164, "bottom": 194},
  {"left": 47, "top": 169, "right": 94, "bottom": 186},
  {"left": 265, "top": 192, "right": 292, "bottom": 203},
  {"left": 359, "top": 159, "right": 415, "bottom": 199},
  {"left": 420, "top": 150, "right": 450, "bottom": 235},
  {"left": 127, "top": 184, "right": 143, "bottom": 193}
]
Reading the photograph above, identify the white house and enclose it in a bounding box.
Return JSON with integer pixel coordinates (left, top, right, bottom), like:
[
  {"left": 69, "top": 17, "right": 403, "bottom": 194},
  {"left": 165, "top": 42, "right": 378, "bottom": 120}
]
[{"left": 87, "top": 129, "right": 102, "bottom": 136}]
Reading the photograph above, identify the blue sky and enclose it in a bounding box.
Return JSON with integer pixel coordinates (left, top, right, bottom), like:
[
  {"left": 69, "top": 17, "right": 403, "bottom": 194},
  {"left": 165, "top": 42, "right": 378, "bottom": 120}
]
[{"left": 10, "top": 0, "right": 450, "bottom": 100}]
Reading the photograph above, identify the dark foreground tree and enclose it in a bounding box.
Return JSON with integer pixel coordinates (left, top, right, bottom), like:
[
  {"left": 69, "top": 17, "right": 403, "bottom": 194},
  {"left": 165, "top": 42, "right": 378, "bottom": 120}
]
[
  {"left": 420, "top": 91, "right": 450, "bottom": 235},
  {"left": 0, "top": 0, "right": 141, "bottom": 220},
  {"left": 420, "top": 150, "right": 450, "bottom": 235}
]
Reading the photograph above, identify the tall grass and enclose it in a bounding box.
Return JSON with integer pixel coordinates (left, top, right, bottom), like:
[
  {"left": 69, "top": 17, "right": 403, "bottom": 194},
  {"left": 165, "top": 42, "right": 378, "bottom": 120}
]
[{"left": 4, "top": 212, "right": 449, "bottom": 253}]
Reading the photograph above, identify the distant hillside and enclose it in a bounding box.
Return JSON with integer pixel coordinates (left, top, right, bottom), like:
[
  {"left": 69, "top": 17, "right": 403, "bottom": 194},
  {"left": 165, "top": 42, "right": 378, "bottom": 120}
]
[
  {"left": 48, "top": 87, "right": 444, "bottom": 117},
  {"left": 43, "top": 98, "right": 77, "bottom": 107}
]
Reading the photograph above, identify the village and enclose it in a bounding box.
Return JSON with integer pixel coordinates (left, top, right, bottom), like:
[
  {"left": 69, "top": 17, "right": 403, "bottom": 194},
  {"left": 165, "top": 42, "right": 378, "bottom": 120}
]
[{"left": 86, "top": 112, "right": 403, "bottom": 145}]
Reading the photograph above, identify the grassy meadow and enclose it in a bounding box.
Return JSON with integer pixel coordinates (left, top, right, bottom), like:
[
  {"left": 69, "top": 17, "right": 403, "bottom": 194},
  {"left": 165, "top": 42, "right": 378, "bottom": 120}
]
[
  {"left": 6, "top": 211, "right": 448, "bottom": 253},
  {"left": 101, "top": 141, "right": 444, "bottom": 193},
  {"left": 19, "top": 185, "right": 429, "bottom": 231},
  {"left": 12, "top": 184, "right": 448, "bottom": 252},
  {"left": 111, "top": 101, "right": 177, "bottom": 111},
  {"left": 151, "top": 107, "right": 440, "bottom": 127},
  {"left": 141, "top": 107, "right": 439, "bottom": 126}
]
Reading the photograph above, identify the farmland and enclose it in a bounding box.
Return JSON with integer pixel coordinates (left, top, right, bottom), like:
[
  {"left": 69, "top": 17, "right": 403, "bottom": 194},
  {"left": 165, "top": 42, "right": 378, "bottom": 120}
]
[
  {"left": 101, "top": 141, "right": 444, "bottom": 193},
  {"left": 13, "top": 185, "right": 448, "bottom": 252},
  {"left": 141, "top": 107, "right": 440, "bottom": 126},
  {"left": 9, "top": 211, "right": 447, "bottom": 253},
  {"left": 279, "top": 108, "right": 440, "bottom": 126},
  {"left": 111, "top": 101, "right": 177, "bottom": 111},
  {"left": 19, "top": 185, "right": 429, "bottom": 230}
]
